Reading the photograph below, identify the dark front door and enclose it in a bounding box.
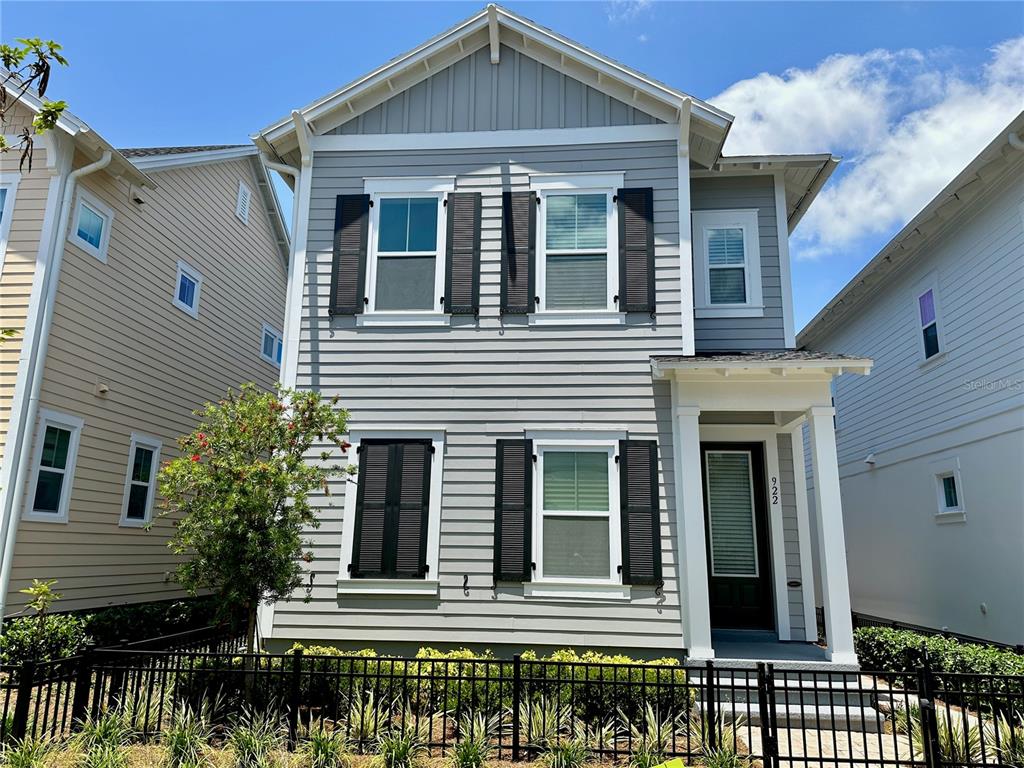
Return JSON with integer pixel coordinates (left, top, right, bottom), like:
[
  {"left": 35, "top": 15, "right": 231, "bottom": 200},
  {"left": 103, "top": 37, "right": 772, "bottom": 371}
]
[{"left": 701, "top": 442, "right": 774, "bottom": 630}]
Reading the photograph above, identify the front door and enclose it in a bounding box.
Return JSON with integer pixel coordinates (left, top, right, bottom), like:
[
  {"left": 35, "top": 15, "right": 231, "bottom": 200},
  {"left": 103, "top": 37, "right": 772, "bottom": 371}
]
[{"left": 701, "top": 442, "right": 774, "bottom": 630}]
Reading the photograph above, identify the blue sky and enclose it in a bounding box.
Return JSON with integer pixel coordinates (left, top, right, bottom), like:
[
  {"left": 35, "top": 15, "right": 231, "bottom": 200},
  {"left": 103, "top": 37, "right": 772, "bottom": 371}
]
[{"left": 9, "top": 1, "right": 1022, "bottom": 330}]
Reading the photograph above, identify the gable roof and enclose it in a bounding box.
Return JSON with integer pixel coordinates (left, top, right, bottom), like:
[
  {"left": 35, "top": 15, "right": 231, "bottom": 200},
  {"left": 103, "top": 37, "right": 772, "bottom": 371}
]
[
  {"left": 119, "top": 144, "right": 247, "bottom": 158},
  {"left": 253, "top": 4, "right": 733, "bottom": 165},
  {"left": 798, "top": 111, "right": 1024, "bottom": 348}
]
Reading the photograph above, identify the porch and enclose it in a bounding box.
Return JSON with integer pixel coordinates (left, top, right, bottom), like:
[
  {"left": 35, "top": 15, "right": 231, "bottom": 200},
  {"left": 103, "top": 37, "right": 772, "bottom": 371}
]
[{"left": 651, "top": 351, "right": 873, "bottom": 667}]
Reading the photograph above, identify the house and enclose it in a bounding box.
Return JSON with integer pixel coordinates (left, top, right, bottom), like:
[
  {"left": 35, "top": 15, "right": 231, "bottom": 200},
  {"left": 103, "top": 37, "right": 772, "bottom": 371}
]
[
  {"left": 253, "top": 4, "right": 872, "bottom": 665},
  {"left": 799, "top": 114, "right": 1024, "bottom": 646},
  {"left": 0, "top": 87, "right": 290, "bottom": 620}
]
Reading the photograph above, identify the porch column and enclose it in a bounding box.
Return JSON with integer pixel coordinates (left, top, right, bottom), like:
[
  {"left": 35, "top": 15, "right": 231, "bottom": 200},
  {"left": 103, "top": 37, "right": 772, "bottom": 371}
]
[
  {"left": 806, "top": 406, "right": 857, "bottom": 665},
  {"left": 673, "top": 405, "right": 714, "bottom": 659}
]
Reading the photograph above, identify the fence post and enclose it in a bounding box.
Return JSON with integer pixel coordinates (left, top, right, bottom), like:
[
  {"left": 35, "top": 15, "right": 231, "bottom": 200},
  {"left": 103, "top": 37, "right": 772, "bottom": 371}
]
[
  {"left": 757, "top": 663, "right": 778, "bottom": 768},
  {"left": 916, "top": 651, "right": 943, "bottom": 768},
  {"left": 12, "top": 658, "right": 36, "bottom": 741},
  {"left": 704, "top": 659, "right": 717, "bottom": 751},
  {"left": 511, "top": 654, "right": 522, "bottom": 761},
  {"left": 287, "top": 648, "right": 303, "bottom": 751},
  {"left": 70, "top": 644, "right": 97, "bottom": 730}
]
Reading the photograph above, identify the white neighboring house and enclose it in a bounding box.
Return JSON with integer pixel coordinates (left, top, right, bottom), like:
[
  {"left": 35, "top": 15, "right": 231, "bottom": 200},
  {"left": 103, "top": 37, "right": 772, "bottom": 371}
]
[{"left": 799, "top": 113, "right": 1024, "bottom": 646}]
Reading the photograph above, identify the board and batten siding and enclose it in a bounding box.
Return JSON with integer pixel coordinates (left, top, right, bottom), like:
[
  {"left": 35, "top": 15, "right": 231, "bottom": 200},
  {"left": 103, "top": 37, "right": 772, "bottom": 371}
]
[
  {"left": 6, "top": 154, "right": 287, "bottom": 614},
  {"left": 333, "top": 44, "right": 660, "bottom": 137},
  {"left": 277, "top": 141, "right": 689, "bottom": 653},
  {"left": 691, "top": 176, "right": 787, "bottom": 351}
]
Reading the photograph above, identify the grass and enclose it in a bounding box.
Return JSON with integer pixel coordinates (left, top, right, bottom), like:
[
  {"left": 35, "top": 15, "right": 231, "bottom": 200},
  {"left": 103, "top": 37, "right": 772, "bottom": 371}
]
[
  {"left": 164, "top": 706, "right": 213, "bottom": 768},
  {"left": 539, "top": 739, "right": 589, "bottom": 768},
  {"left": 0, "top": 736, "right": 53, "bottom": 768},
  {"left": 228, "top": 708, "right": 286, "bottom": 768},
  {"left": 301, "top": 725, "right": 351, "bottom": 768}
]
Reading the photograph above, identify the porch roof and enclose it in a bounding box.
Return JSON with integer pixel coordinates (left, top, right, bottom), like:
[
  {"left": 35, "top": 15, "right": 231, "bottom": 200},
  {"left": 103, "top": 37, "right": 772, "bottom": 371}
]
[{"left": 651, "top": 350, "right": 873, "bottom": 378}]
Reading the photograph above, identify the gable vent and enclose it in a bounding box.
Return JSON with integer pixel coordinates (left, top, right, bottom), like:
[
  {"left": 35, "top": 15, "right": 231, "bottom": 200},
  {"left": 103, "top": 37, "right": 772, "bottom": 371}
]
[{"left": 236, "top": 181, "right": 252, "bottom": 224}]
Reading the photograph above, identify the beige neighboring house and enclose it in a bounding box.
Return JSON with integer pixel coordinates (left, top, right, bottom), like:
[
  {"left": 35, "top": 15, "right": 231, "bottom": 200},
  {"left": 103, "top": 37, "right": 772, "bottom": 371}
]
[{"left": 0, "top": 89, "right": 290, "bottom": 622}]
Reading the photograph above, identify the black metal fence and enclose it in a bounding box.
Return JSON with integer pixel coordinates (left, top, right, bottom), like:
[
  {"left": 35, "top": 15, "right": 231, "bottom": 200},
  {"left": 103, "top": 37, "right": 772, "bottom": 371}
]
[{"left": 6, "top": 645, "right": 1021, "bottom": 768}]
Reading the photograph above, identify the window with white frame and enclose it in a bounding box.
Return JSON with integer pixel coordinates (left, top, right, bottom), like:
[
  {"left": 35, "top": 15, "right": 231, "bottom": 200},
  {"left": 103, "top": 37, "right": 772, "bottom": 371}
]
[
  {"left": 0, "top": 172, "right": 19, "bottom": 273},
  {"left": 365, "top": 178, "right": 452, "bottom": 315},
  {"left": 236, "top": 181, "right": 252, "bottom": 224},
  {"left": 120, "top": 434, "right": 161, "bottom": 526},
  {"left": 534, "top": 174, "right": 620, "bottom": 313},
  {"left": 173, "top": 260, "right": 203, "bottom": 318},
  {"left": 534, "top": 441, "right": 620, "bottom": 583},
  {"left": 68, "top": 189, "right": 114, "bottom": 263},
  {"left": 261, "top": 324, "right": 283, "bottom": 366},
  {"left": 692, "top": 209, "right": 763, "bottom": 317},
  {"left": 916, "top": 282, "right": 943, "bottom": 361},
  {"left": 929, "top": 456, "right": 965, "bottom": 522},
  {"left": 26, "top": 410, "right": 84, "bottom": 523}
]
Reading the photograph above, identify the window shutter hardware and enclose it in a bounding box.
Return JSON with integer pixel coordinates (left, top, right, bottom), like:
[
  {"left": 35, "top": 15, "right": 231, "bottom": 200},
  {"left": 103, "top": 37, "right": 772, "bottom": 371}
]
[
  {"left": 531, "top": 454, "right": 537, "bottom": 463},
  {"left": 614, "top": 295, "right": 619, "bottom": 303},
  {"left": 612, "top": 194, "right": 618, "bottom": 203},
  {"left": 462, "top": 574, "right": 469, "bottom": 596},
  {"left": 363, "top": 297, "right": 369, "bottom": 305},
  {"left": 531, "top": 562, "right": 536, "bottom": 571},
  {"left": 368, "top": 199, "right": 374, "bottom": 207},
  {"left": 614, "top": 454, "right": 620, "bottom": 463},
  {"left": 655, "top": 579, "right": 664, "bottom": 598},
  {"left": 346, "top": 563, "right": 352, "bottom": 572},
  {"left": 534, "top": 296, "right": 540, "bottom": 305}
]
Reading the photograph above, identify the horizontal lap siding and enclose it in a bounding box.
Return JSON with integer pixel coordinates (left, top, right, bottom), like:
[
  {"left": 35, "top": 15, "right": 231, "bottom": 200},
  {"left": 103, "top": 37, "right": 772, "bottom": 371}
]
[
  {"left": 7, "top": 156, "right": 288, "bottom": 614},
  {"left": 691, "top": 176, "right": 786, "bottom": 351},
  {"left": 775, "top": 432, "right": 805, "bottom": 638},
  {"left": 280, "top": 141, "right": 687, "bottom": 653}
]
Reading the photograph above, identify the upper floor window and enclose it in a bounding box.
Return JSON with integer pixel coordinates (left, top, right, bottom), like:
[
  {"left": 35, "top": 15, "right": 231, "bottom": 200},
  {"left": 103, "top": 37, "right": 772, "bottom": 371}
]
[
  {"left": 26, "top": 410, "right": 84, "bottom": 523},
  {"left": 261, "top": 323, "right": 283, "bottom": 367},
  {"left": 69, "top": 189, "right": 114, "bottom": 263},
  {"left": 692, "top": 209, "right": 763, "bottom": 318},
  {"left": 236, "top": 181, "right": 252, "bottom": 224},
  {"left": 534, "top": 174, "right": 621, "bottom": 315},
  {"left": 174, "top": 260, "right": 203, "bottom": 318},
  {"left": 120, "top": 434, "right": 161, "bottom": 527},
  {"left": 917, "top": 283, "right": 943, "bottom": 361}
]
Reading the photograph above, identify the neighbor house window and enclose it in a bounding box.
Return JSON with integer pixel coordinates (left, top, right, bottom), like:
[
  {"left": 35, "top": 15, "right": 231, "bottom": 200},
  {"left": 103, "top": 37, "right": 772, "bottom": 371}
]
[
  {"left": 261, "top": 324, "right": 283, "bottom": 366},
  {"left": 68, "top": 189, "right": 114, "bottom": 263},
  {"left": 0, "top": 172, "right": 19, "bottom": 273},
  {"left": 534, "top": 174, "right": 620, "bottom": 313},
  {"left": 929, "top": 456, "right": 965, "bottom": 523},
  {"left": 236, "top": 181, "right": 252, "bottom": 224},
  {"left": 26, "top": 410, "right": 84, "bottom": 523},
  {"left": 534, "top": 441, "right": 620, "bottom": 583},
  {"left": 917, "top": 285, "right": 942, "bottom": 360},
  {"left": 173, "top": 260, "right": 203, "bottom": 318},
  {"left": 120, "top": 434, "right": 161, "bottom": 526},
  {"left": 692, "top": 209, "right": 763, "bottom": 317}
]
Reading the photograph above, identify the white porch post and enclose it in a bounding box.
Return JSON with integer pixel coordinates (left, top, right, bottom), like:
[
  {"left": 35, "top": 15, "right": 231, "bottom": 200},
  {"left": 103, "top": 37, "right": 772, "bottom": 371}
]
[
  {"left": 806, "top": 406, "right": 857, "bottom": 665},
  {"left": 673, "top": 403, "right": 714, "bottom": 659}
]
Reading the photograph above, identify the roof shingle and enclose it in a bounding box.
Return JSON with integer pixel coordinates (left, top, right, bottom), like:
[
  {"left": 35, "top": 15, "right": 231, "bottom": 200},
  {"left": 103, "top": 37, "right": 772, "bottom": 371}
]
[{"left": 118, "top": 144, "right": 247, "bottom": 158}]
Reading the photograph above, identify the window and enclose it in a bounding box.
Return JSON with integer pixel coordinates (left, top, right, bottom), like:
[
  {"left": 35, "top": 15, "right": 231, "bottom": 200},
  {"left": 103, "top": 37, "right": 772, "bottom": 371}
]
[
  {"left": 364, "top": 178, "right": 452, "bottom": 319},
  {"left": 236, "top": 181, "right": 252, "bottom": 224},
  {"left": 68, "top": 189, "right": 114, "bottom": 263},
  {"left": 533, "top": 439, "right": 620, "bottom": 585},
  {"left": 0, "top": 172, "right": 19, "bottom": 274},
  {"left": 692, "top": 209, "right": 763, "bottom": 317},
  {"left": 929, "top": 456, "right": 965, "bottom": 523},
  {"left": 120, "top": 434, "right": 161, "bottom": 526},
  {"left": 261, "top": 324, "right": 283, "bottom": 366},
  {"left": 339, "top": 430, "right": 445, "bottom": 595},
  {"left": 173, "top": 260, "right": 203, "bottom": 318},
  {"left": 26, "top": 410, "right": 84, "bottom": 523},
  {"left": 534, "top": 174, "right": 620, "bottom": 315},
  {"left": 917, "top": 285, "right": 943, "bottom": 360}
]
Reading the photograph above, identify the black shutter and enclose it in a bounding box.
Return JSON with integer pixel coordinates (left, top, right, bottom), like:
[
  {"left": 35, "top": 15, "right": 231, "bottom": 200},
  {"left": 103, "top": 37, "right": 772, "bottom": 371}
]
[
  {"left": 493, "top": 439, "right": 533, "bottom": 581},
  {"left": 351, "top": 439, "right": 432, "bottom": 579},
  {"left": 444, "top": 192, "right": 482, "bottom": 315},
  {"left": 500, "top": 191, "right": 536, "bottom": 314},
  {"left": 617, "top": 188, "right": 656, "bottom": 314},
  {"left": 619, "top": 439, "right": 662, "bottom": 585},
  {"left": 329, "top": 194, "right": 370, "bottom": 315}
]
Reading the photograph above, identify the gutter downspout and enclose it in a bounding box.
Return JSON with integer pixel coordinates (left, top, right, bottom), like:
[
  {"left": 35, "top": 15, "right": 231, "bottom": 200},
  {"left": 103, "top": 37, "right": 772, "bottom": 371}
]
[
  {"left": 256, "top": 112, "right": 312, "bottom": 644},
  {"left": 0, "top": 150, "right": 113, "bottom": 630}
]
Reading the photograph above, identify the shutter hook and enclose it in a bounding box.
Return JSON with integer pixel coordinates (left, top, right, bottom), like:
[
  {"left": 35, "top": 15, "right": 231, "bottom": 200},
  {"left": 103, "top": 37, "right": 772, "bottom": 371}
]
[{"left": 463, "top": 574, "right": 470, "bottom": 597}]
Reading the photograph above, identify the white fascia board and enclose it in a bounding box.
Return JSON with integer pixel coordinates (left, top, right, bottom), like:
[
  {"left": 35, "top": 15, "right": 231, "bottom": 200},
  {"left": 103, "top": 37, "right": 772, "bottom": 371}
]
[
  {"left": 128, "top": 146, "right": 259, "bottom": 171},
  {"left": 651, "top": 358, "right": 873, "bottom": 377},
  {"left": 311, "top": 123, "right": 677, "bottom": 152}
]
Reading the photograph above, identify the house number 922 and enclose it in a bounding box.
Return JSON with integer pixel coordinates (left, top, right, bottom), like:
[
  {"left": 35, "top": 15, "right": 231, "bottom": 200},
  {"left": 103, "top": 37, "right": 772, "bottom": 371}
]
[{"left": 770, "top": 476, "right": 779, "bottom": 505}]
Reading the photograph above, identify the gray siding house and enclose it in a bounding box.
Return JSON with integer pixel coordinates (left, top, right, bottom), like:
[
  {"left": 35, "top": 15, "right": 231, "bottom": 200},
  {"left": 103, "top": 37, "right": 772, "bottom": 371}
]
[
  {"left": 253, "top": 5, "right": 870, "bottom": 665},
  {"left": 800, "top": 115, "right": 1024, "bottom": 646}
]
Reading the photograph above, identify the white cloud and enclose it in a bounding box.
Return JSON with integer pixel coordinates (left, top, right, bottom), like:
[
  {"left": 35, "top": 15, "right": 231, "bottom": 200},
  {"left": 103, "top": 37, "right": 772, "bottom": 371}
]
[
  {"left": 606, "top": 0, "right": 652, "bottom": 24},
  {"left": 712, "top": 38, "right": 1024, "bottom": 259}
]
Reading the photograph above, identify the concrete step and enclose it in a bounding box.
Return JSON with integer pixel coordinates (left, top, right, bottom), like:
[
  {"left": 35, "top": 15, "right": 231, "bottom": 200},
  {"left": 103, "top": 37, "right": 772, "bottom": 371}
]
[
  {"left": 701, "top": 701, "right": 886, "bottom": 733},
  {"left": 690, "top": 673, "right": 875, "bottom": 708}
]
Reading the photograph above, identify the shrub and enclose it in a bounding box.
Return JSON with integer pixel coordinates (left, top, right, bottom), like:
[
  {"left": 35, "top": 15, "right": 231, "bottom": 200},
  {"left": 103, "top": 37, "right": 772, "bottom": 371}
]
[
  {"left": 302, "top": 724, "right": 351, "bottom": 768},
  {"left": 519, "top": 695, "right": 570, "bottom": 749},
  {"left": 854, "top": 627, "right": 1024, "bottom": 677},
  {"left": 374, "top": 716, "right": 427, "bottom": 768},
  {"left": 228, "top": 708, "right": 285, "bottom": 768},
  {"left": 74, "top": 711, "right": 133, "bottom": 752},
  {"left": 701, "top": 745, "right": 750, "bottom": 768},
  {"left": 0, "top": 736, "right": 51, "bottom": 768},
  {"left": 0, "top": 612, "right": 89, "bottom": 666},
  {"left": 540, "top": 738, "right": 589, "bottom": 768},
  {"left": 450, "top": 711, "right": 499, "bottom": 768},
  {"left": 346, "top": 690, "right": 392, "bottom": 753},
  {"left": 163, "top": 706, "right": 212, "bottom": 768},
  {"left": 79, "top": 744, "right": 130, "bottom": 768},
  {"left": 990, "top": 715, "right": 1024, "bottom": 767}
]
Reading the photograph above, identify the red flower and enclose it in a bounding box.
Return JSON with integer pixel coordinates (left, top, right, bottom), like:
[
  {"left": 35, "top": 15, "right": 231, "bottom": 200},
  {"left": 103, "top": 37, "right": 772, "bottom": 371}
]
[
  {"left": 197, "top": 433, "right": 206, "bottom": 441},
  {"left": 340, "top": 440, "right": 352, "bottom": 453},
  {"left": 190, "top": 454, "right": 201, "bottom": 462}
]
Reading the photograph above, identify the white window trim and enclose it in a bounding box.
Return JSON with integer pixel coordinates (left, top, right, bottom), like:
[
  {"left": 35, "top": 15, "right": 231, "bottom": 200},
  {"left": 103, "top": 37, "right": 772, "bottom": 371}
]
[
  {"left": 337, "top": 427, "right": 445, "bottom": 596},
  {"left": 173, "top": 259, "right": 203, "bottom": 318},
  {"left": 260, "top": 323, "right": 283, "bottom": 367},
  {"left": 533, "top": 172, "right": 622, "bottom": 318},
  {"left": 119, "top": 433, "right": 162, "bottom": 527},
  {"left": 929, "top": 455, "right": 966, "bottom": 524},
  {"left": 361, "top": 177, "right": 454, "bottom": 326},
  {"left": 704, "top": 447, "right": 760, "bottom": 578},
  {"left": 236, "top": 180, "right": 252, "bottom": 224},
  {"left": 68, "top": 188, "right": 114, "bottom": 264},
  {"left": 914, "top": 274, "right": 947, "bottom": 366},
  {"left": 0, "top": 171, "right": 21, "bottom": 276},
  {"left": 24, "top": 409, "right": 84, "bottom": 524},
  {"left": 530, "top": 435, "right": 624, "bottom": 595},
  {"left": 692, "top": 209, "right": 764, "bottom": 318}
]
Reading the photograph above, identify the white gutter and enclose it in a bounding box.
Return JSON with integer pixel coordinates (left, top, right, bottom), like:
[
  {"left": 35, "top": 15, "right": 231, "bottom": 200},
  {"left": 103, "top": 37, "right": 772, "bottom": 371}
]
[{"left": 0, "top": 150, "right": 113, "bottom": 630}]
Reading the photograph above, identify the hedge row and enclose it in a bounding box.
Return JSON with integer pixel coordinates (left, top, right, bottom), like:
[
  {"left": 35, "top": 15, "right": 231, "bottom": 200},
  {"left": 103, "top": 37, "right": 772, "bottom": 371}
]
[{"left": 854, "top": 626, "right": 1024, "bottom": 677}]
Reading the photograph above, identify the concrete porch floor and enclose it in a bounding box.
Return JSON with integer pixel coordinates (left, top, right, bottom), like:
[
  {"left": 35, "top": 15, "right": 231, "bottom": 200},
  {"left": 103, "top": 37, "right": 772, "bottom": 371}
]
[{"left": 686, "top": 630, "right": 857, "bottom": 671}]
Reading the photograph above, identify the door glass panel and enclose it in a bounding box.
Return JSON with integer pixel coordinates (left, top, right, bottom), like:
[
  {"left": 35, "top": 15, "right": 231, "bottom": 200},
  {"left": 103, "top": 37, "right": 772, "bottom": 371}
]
[{"left": 706, "top": 451, "right": 757, "bottom": 576}]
